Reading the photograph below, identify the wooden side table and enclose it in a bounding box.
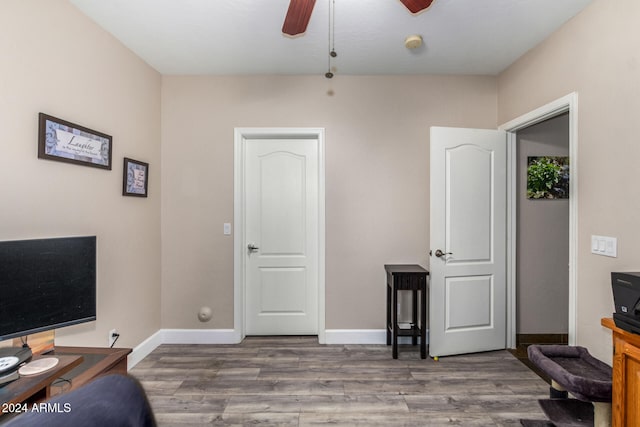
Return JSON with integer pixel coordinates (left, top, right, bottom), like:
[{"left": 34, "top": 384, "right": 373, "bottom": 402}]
[{"left": 385, "top": 264, "right": 429, "bottom": 359}]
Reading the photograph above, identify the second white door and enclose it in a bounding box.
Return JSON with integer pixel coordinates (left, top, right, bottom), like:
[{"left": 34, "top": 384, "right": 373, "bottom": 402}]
[
  {"left": 429, "top": 127, "right": 507, "bottom": 357},
  {"left": 245, "top": 138, "right": 319, "bottom": 335}
]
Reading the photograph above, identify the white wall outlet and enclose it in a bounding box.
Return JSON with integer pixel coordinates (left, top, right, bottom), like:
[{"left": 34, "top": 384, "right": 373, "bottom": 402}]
[
  {"left": 591, "top": 235, "right": 617, "bottom": 257},
  {"left": 108, "top": 329, "right": 118, "bottom": 347}
]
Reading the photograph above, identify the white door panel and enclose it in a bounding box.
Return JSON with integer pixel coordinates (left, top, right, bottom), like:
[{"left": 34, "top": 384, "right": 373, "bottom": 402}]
[
  {"left": 258, "top": 152, "right": 306, "bottom": 255},
  {"left": 245, "top": 139, "right": 319, "bottom": 335},
  {"left": 447, "top": 146, "right": 493, "bottom": 262},
  {"left": 446, "top": 275, "right": 493, "bottom": 329},
  {"left": 259, "top": 267, "right": 306, "bottom": 313},
  {"left": 430, "top": 127, "right": 506, "bottom": 357}
]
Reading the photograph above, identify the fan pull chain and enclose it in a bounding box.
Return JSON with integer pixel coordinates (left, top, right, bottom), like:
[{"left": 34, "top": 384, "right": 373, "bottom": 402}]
[{"left": 325, "top": 0, "right": 336, "bottom": 78}]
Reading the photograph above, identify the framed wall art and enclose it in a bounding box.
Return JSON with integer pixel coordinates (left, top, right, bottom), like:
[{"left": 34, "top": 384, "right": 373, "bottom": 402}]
[
  {"left": 38, "top": 113, "right": 112, "bottom": 170},
  {"left": 123, "top": 157, "right": 149, "bottom": 197},
  {"left": 526, "top": 156, "right": 570, "bottom": 199}
]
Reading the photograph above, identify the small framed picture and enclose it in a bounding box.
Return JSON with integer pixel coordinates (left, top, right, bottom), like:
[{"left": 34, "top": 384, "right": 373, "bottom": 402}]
[
  {"left": 526, "top": 156, "right": 570, "bottom": 200},
  {"left": 38, "top": 113, "right": 112, "bottom": 170},
  {"left": 123, "top": 158, "right": 149, "bottom": 197}
]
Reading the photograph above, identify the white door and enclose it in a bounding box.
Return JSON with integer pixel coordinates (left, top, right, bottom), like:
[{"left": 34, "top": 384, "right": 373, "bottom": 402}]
[
  {"left": 429, "top": 127, "right": 507, "bottom": 357},
  {"left": 245, "top": 138, "right": 319, "bottom": 335}
]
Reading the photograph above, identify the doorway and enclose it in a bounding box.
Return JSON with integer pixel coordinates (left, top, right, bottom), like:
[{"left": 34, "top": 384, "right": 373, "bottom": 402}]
[
  {"left": 501, "top": 93, "right": 578, "bottom": 349},
  {"left": 514, "top": 113, "right": 570, "bottom": 357},
  {"left": 233, "top": 128, "right": 326, "bottom": 343}
]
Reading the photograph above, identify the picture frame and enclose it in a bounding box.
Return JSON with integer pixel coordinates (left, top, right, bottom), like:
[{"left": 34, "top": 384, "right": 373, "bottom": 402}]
[
  {"left": 38, "top": 113, "right": 112, "bottom": 170},
  {"left": 123, "top": 157, "right": 149, "bottom": 197},
  {"left": 526, "top": 156, "right": 570, "bottom": 199}
]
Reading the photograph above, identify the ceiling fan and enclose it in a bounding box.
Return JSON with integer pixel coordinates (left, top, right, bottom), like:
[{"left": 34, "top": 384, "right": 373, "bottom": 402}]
[{"left": 282, "top": 0, "right": 435, "bottom": 36}]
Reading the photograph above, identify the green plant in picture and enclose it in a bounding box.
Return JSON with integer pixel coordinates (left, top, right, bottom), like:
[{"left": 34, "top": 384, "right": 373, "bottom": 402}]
[{"left": 527, "top": 156, "right": 565, "bottom": 199}]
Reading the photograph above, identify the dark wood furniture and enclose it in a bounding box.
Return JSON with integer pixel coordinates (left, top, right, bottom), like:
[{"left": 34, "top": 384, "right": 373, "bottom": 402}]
[
  {"left": 602, "top": 317, "right": 640, "bottom": 427},
  {"left": 385, "top": 264, "right": 429, "bottom": 359},
  {"left": 48, "top": 346, "right": 131, "bottom": 396},
  {"left": 0, "top": 355, "right": 83, "bottom": 407},
  {"left": 0, "top": 346, "right": 131, "bottom": 415}
]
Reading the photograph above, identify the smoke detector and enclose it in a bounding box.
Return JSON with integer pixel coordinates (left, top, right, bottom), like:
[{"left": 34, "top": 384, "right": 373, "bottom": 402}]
[{"left": 405, "top": 35, "right": 423, "bottom": 49}]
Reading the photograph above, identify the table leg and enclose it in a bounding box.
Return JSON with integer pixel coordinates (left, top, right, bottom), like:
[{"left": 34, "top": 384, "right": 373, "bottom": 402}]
[
  {"left": 392, "top": 287, "right": 398, "bottom": 359},
  {"left": 412, "top": 289, "right": 418, "bottom": 346},
  {"left": 421, "top": 284, "right": 427, "bottom": 359},
  {"left": 386, "top": 283, "right": 391, "bottom": 346}
]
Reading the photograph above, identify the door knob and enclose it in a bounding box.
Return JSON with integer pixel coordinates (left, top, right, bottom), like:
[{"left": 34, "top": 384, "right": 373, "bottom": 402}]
[
  {"left": 248, "top": 243, "right": 259, "bottom": 252},
  {"left": 434, "top": 249, "right": 452, "bottom": 258}
]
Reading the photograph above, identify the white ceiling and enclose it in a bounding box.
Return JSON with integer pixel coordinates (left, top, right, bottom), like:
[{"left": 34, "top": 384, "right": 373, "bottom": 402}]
[{"left": 68, "top": 0, "right": 594, "bottom": 76}]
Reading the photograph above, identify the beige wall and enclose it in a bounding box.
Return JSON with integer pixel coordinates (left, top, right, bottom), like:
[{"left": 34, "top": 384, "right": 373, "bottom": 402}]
[
  {"left": 516, "top": 114, "right": 569, "bottom": 334},
  {"left": 498, "top": 0, "right": 640, "bottom": 363},
  {"left": 6, "top": 0, "right": 629, "bottom": 363},
  {"left": 0, "top": 0, "right": 162, "bottom": 348},
  {"left": 161, "top": 75, "right": 497, "bottom": 330}
]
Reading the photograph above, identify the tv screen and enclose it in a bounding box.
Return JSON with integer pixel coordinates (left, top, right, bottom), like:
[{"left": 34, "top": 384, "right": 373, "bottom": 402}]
[{"left": 0, "top": 236, "right": 96, "bottom": 342}]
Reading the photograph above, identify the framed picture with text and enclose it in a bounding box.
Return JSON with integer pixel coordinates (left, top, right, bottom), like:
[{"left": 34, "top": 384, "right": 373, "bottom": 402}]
[
  {"left": 38, "top": 113, "right": 112, "bottom": 170},
  {"left": 123, "top": 157, "right": 149, "bottom": 197}
]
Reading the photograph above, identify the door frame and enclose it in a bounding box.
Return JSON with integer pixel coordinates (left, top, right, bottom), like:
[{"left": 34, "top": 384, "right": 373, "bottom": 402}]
[
  {"left": 499, "top": 92, "right": 578, "bottom": 348},
  {"left": 233, "top": 128, "right": 326, "bottom": 343}
]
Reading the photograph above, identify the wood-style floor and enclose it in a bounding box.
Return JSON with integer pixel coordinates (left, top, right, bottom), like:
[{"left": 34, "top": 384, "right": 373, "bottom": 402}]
[{"left": 130, "top": 337, "right": 550, "bottom": 426}]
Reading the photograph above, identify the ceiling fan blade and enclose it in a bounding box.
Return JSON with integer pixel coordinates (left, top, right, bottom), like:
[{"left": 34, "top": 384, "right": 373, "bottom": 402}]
[
  {"left": 400, "top": 0, "right": 434, "bottom": 14},
  {"left": 282, "top": 0, "right": 317, "bottom": 36}
]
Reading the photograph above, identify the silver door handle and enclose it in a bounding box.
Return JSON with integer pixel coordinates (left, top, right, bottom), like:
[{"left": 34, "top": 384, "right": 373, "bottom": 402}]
[
  {"left": 434, "top": 249, "right": 452, "bottom": 258},
  {"left": 248, "top": 243, "right": 259, "bottom": 252}
]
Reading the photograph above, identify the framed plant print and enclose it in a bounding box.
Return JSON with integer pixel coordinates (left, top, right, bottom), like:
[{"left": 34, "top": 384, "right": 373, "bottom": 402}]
[
  {"left": 123, "top": 157, "right": 149, "bottom": 197},
  {"left": 527, "top": 156, "right": 570, "bottom": 199},
  {"left": 38, "top": 113, "right": 112, "bottom": 170}
]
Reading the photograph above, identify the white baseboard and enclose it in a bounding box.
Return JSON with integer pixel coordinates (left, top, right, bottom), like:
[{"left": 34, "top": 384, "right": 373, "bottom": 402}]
[
  {"left": 324, "top": 329, "right": 387, "bottom": 344},
  {"left": 161, "top": 328, "right": 241, "bottom": 345},
  {"left": 127, "top": 328, "right": 240, "bottom": 369},
  {"left": 128, "top": 329, "right": 163, "bottom": 370},
  {"left": 128, "top": 328, "right": 427, "bottom": 369}
]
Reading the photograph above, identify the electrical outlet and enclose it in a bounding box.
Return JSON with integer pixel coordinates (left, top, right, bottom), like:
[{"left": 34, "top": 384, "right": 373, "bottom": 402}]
[{"left": 108, "top": 329, "right": 118, "bottom": 347}]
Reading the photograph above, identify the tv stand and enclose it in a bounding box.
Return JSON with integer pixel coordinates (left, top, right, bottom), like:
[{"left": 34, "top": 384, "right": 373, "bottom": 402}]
[
  {"left": 0, "top": 354, "right": 82, "bottom": 408},
  {"left": 0, "top": 346, "right": 131, "bottom": 416},
  {"left": 47, "top": 346, "right": 130, "bottom": 396}
]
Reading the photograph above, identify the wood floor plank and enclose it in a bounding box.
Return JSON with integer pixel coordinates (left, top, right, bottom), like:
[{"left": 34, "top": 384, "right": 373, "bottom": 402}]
[
  {"left": 130, "top": 337, "right": 550, "bottom": 426},
  {"left": 299, "top": 412, "right": 498, "bottom": 426}
]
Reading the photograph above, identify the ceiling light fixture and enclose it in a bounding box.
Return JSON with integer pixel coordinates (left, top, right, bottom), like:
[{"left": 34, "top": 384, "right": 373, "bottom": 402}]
[{"left": 325, "top": 0, "right": 336, "bottom": 79}]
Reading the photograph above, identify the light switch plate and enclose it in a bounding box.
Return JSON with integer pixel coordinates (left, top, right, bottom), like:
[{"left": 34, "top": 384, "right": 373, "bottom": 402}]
[
  {"left": 223, "top": 223, "right": 231, "bottom": 235},
  {"left": 591, "top": 235, "right": 617, "bottom": 257}
]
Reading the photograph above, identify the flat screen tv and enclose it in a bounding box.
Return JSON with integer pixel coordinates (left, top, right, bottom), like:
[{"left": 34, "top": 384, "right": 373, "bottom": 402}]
[{"left": 0, "top": 236, "right": 96, "bottom": 342}]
